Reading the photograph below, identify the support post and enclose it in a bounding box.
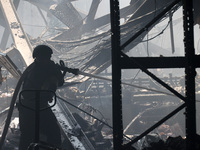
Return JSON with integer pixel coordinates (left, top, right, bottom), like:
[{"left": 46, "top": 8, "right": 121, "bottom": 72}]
[
  {"left": 110, "top": 0, "right": 123, "bottom": 149},
  {"left": 182, "top": 0, "right": 197, "bottom": 150}
]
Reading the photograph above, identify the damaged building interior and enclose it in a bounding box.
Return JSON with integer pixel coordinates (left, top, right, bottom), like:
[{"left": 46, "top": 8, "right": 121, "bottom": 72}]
[{"left": 0, "top": 0, "right": 200, "bottom": 149}]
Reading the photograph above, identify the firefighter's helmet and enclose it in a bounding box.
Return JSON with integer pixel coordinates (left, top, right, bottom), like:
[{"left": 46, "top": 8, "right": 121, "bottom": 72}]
[{"left": 32, "top": 45, "right": 53, "bottom": 59}]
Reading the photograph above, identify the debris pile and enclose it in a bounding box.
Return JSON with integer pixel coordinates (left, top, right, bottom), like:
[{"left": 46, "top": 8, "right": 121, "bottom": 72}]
[{"left": 141, "top": 135, "right": 200, "bottom": 150}]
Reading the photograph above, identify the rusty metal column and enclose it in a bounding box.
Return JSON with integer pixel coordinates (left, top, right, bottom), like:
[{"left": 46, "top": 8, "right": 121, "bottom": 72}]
[
  {"left": 182, "top": 0, "right": 196, "bottom": 150},
  {"left": 110, "top": 0, "right": 123, "bottom": 149}
]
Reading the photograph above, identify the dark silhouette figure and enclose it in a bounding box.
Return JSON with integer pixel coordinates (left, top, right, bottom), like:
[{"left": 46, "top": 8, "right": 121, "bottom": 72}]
[{"left": 18, "top": 45, "right": 64, "bottom": 150}]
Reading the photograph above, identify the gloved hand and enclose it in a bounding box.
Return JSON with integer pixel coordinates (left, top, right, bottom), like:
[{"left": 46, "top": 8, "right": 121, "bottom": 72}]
[
  {"left": 59, "top": 60, "right": 79, "bottom": 75},
  {"left": 70, "top": 68, "right": 79, "bottom": 75}
]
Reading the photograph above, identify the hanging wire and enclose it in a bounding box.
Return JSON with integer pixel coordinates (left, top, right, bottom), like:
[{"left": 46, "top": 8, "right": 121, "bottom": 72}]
[
  {"left": 141, "top": 19, "right": 171, "bottom": 43},
  {"left": 56, "top": 95, "right": 132, "bottom": 141}
]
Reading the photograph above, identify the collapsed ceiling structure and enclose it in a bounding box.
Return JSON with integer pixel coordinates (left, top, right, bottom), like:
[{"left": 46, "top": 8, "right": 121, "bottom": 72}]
[{"left": 0, "top": 0, "right": 200, "bottom": 149}]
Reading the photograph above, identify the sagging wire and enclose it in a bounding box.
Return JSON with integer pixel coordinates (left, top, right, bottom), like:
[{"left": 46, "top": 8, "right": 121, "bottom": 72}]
[
  {"left": 121, "top": 1, "right": 180, "bottom": 45},
  {"left": 122, "top": 0, "right": 141, "bottom": 21},
  {"left": 47, "top": 0, "right": 173, "bottom": 56},
  {"left": 130, "top": 70, "right": 141, "bottom": 85},
  {"left": 63, "top": 40, "right": 104, "bottom": 61},
  {"left": 46, "top": 31, "right": 110, "bottom": 46},
  {"left": 125, "top": 0, "right": 147, "bottom": 24},
  {"left": 56, "top": 95, "right": 132, "bottom": 141},
  {"left": 37, "top": 1, "right": 180, "bottom": 84},
  {"left": 47, "top": 1, "right": 179, "bottom": 72},
  {"left": 57, "top": 95, "right": 112, "bottom": 129},
  {"left": 123, "top": 70, "right": 141, "bottom": 90},
  {"left": 57, "top": 89, "right": 106, "bottom": 123},
  {"left": 141, "top": 19, "right": 171, "bottom": 43},
  {"left": 47, "top": 31, "right": 110, "bottom": 65},
  {"left": 122, "top": 4, "right": 169, "bottom": 26}
]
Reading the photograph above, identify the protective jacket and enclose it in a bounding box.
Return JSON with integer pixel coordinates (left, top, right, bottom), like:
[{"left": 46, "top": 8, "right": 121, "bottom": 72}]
[{"left": 18, "top": 59, "right": 64, "bottom": 150}]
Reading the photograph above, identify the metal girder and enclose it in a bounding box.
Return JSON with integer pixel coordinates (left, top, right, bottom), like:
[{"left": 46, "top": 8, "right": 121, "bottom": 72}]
[
  {"left": 49, "top": 1, "right": 83, "bottom": 28},
  {"left": 0, "top": 51, "right": 21, "bottom": 79},
  {"left": 183, "top": 0, "right": 197, "bottom": 150},
  {"left": 109, "top": 0, "right": 197, "bottom": 149},
  {"left": 53, "top": 99, "right": 95, "bottom": 150},
  {"left": 121, "top": 55, "right": 200, "bottom": 69},
  {"left": 110, "top": 0, "right": 123, "bottom": 149},
  {"left": 120, "top": 0, "right": 181, "bottom": 50},
  {"left": 82, "top": 5, "right": 134, "bottom": 33},
  {"left": 85, "top": 0, "right": 100, "bottom": 24},
  {"left": 0, "top": 0, "right": 33, "bottom": 66}
]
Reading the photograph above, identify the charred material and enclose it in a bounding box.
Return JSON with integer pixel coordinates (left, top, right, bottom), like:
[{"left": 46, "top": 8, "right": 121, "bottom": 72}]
[{"left": 0, "top": 0, "right": 200, "bottom": 150}]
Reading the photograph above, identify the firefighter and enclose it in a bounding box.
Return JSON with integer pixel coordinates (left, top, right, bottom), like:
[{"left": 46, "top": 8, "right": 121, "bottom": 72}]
[{"left": 18, "top": 45, "right": 64, "bottom": 149}]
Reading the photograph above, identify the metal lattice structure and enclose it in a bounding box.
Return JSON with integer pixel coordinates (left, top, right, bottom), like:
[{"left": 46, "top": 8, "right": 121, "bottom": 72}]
[{"left": 0, "top": 0, "right": 200, "bottom": 149}]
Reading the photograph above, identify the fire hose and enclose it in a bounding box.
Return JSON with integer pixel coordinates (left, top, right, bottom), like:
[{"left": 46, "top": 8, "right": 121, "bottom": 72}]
[{"left": 59, "top": 60, "right": 173, "bottom": 96}]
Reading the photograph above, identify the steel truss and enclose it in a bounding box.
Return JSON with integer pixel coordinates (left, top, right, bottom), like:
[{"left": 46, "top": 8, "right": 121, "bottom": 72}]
[{"left": 110, "top": 0, "right": 197, "bottom": 149}]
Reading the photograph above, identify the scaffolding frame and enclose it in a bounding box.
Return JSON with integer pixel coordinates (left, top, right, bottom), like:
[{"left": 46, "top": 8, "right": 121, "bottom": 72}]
[{"left": 110, "top": 0, "right": 197, "bottom": 149}]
